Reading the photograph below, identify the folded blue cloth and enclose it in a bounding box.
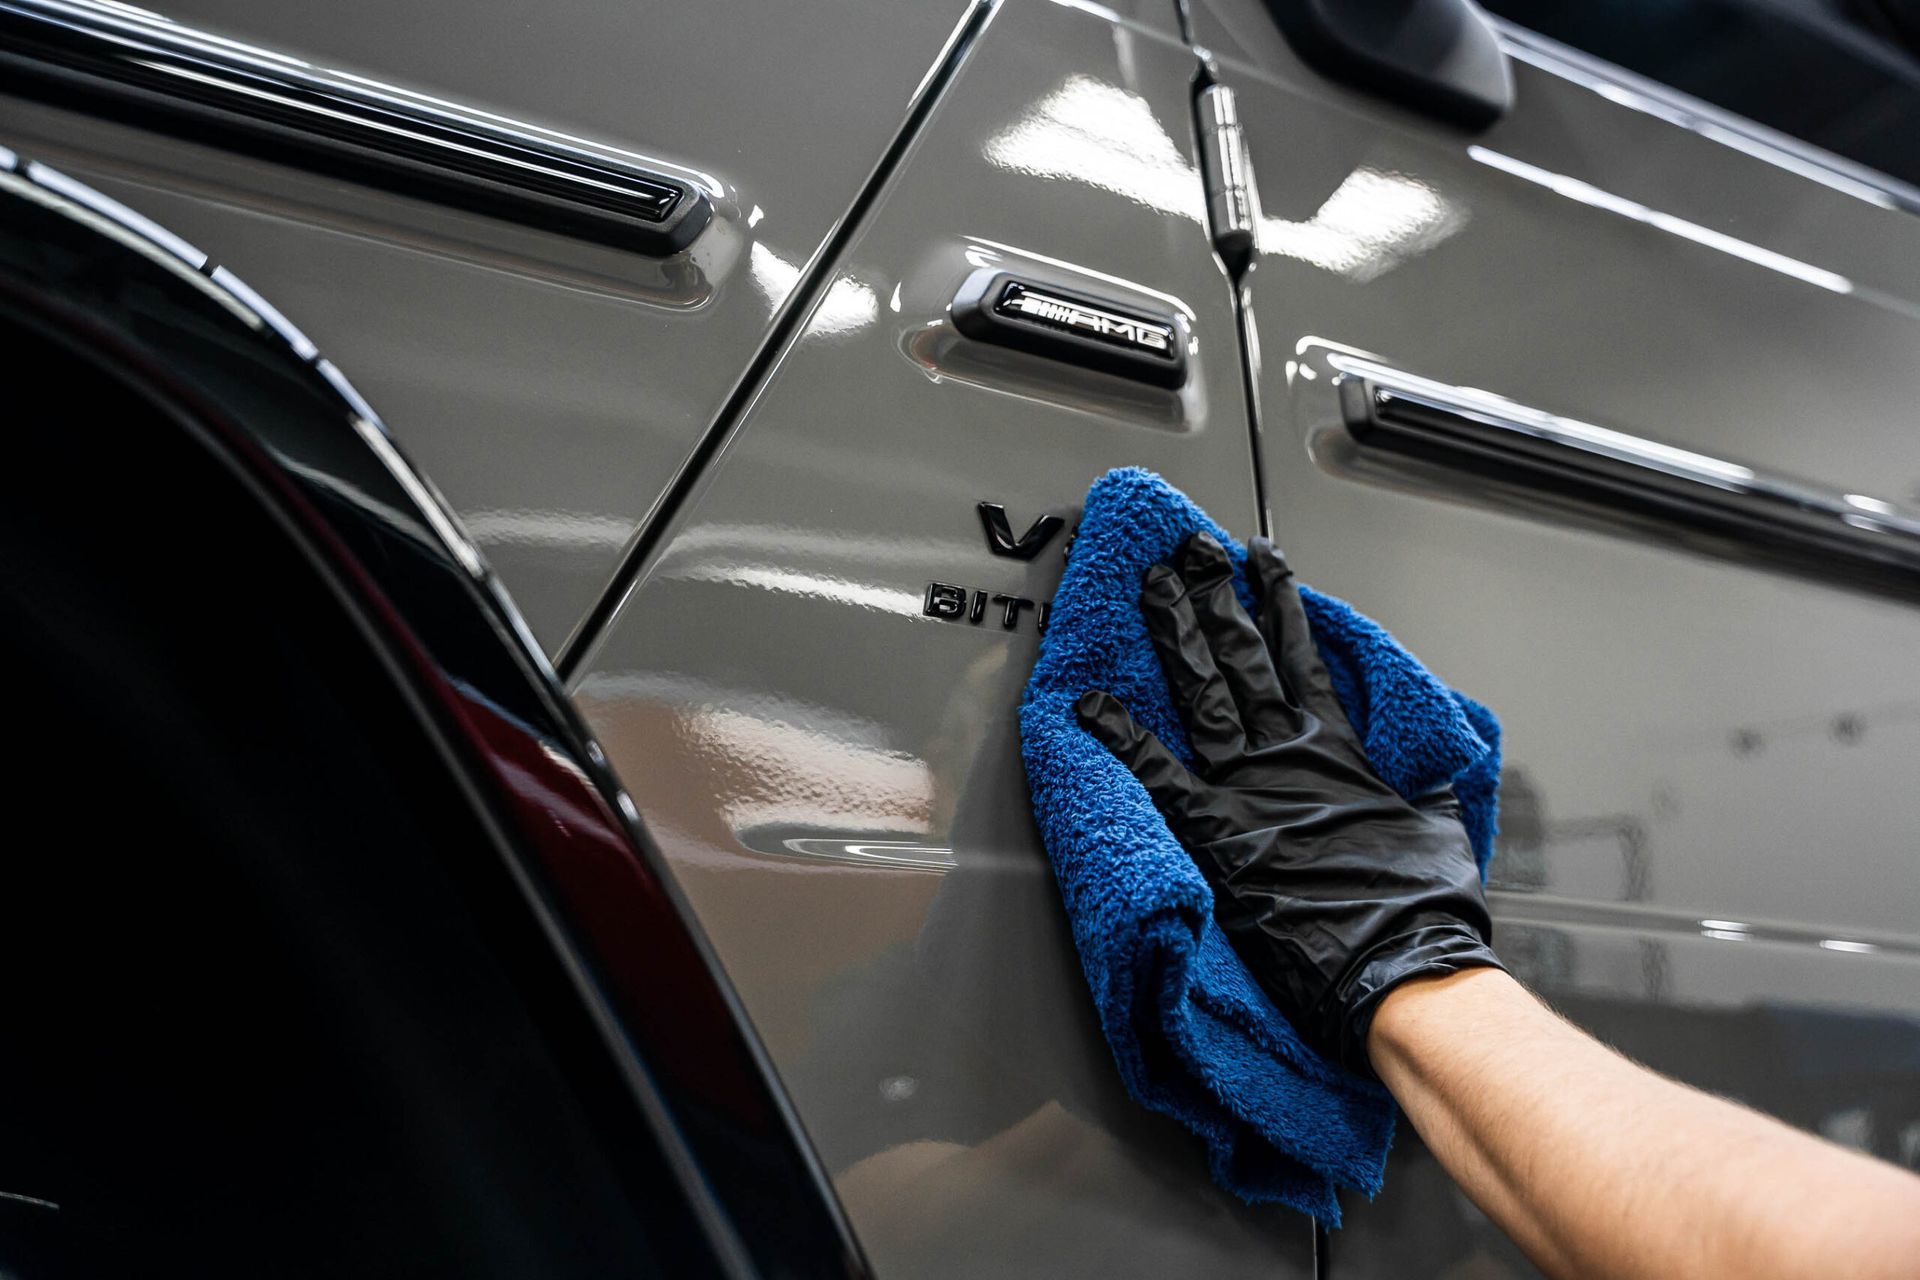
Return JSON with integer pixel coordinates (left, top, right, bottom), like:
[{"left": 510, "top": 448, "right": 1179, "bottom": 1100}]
[{"left": 1020, "top": 467, "right": 1501, "bottom": 1223}]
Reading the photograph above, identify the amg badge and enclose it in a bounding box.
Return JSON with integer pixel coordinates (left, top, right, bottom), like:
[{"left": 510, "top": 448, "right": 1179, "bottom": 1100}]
[
  {"left": 995, "top": 283, "right": 1172, "bottom": 355},
  {"left": 950, "top": 269, "right": 1187, "bottom": 388}
]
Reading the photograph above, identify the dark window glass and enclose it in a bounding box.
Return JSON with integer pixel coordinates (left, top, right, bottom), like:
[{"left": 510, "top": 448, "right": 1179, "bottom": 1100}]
[{"left": 1484, "top": 0, "right": 1920, "bottom": 191}]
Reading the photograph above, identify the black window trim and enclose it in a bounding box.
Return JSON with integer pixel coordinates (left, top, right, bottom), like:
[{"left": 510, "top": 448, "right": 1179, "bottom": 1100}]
[{"left": 1491, "top": 17, "right": 1920, "bottom": 217}]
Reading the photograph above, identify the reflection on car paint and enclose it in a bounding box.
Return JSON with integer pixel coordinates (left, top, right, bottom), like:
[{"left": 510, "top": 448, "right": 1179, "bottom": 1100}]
[
  {"left": 1469, "top": 146, "right": 1857, "bottom": 296},
  {"left": 1181, "top": 11, "right": 1920, "bottom": 1262},
  {"left": 769, "top": 837, "right": 959, "bottom": 873},
  {"left": 1258, "top": 166, "right": 1467, "bottom": 282},
  {"left": 982, "top": 73, "right": 1205, "bottom": 222},
  {"left": 576, "top": 1, "right": 1317, "bottom": 1271},
  {"left": 752, "top": 242, "right": 884, "bottom": 338}
]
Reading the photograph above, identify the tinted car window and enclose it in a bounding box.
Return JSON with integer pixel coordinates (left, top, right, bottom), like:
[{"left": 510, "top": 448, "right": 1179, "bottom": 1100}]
[{"left": 1484, "top": 0, "right": 1920, "bottom": 190}]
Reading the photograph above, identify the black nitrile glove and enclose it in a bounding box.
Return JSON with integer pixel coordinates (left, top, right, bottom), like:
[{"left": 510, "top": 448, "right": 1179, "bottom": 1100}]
[{"left": 1075, "top": 531, "right": 1502, "bottom": 1078}]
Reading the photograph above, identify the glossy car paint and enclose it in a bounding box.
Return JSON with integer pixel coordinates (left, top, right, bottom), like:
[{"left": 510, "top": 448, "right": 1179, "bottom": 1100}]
[
  {"left": 0, "top": 0, "right": 978, "bottom": 653},
  {"left": 567, "top": 0, "right": 1334, "bottom": 1273},
  {"left": 1190, "top": 0, "right": 1920, "bottom": 1271},
  {"left": 6, "top": 0, "right": 1919, "bottom": 1273}
]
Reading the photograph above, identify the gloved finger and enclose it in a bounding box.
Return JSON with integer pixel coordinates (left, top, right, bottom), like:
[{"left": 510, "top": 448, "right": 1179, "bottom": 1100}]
[
  {"left": 1246, "top": 538, "right": 1354, "bottom": 735},
  {"left": 1140, "top": 561, "right": 1244, "bottom": 772},
  {"left": 1171, "top": 531, "right": 1299, "bottom": 744},
  {"left": 1074, "top": 689, "right": 1202, "bottom": 821},
  {"left": 1411, "top": 782, "right": 1463, "bottom": 820}
]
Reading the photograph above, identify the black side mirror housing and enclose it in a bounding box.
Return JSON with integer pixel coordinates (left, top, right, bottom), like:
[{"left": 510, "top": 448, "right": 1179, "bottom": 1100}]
[{"left": 1260, "top": 0, "right": 1514, "bottom": 129}]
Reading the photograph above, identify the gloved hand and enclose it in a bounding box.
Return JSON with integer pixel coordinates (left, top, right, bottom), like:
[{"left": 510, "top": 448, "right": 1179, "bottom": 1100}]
[{"left": 1076, "top": 531, "right": 1502, "bottom": 1077}]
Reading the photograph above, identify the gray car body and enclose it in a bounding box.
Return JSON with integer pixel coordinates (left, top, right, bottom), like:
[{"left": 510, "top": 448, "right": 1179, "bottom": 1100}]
[{"left": 5, "top": 0, "right": 1918, "bottom": 1275}]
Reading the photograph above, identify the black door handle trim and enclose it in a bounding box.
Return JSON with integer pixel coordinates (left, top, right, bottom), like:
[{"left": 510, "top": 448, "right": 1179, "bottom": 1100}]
[
  {"left": 1337, "top": 363, "right": 1920, "bottom": 594},
  {"left": 0, "top": 0, "right": 712, "bottom": 255}
]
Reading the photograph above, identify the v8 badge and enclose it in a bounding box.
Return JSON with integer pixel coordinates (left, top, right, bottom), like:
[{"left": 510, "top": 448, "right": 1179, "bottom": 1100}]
[{"left": 921, "top": 499, "right": 1070, "bottom": 634}]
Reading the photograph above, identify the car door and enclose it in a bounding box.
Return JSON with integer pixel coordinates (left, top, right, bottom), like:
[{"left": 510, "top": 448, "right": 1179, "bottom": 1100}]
[
  {"left": 0, "top": 0, "right": 980, "bottom": 654},
  {"left": 565, "top": 0, "right": 1333, "bottom": 1273},
  {"left": 1187, "top": 0, "right": 1920, "bottom": 1272}
]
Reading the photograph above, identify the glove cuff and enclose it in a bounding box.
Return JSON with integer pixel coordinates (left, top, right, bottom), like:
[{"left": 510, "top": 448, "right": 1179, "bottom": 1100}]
[{"left": 1333, "top": 924, "right": 1505, "bottom": 1080}]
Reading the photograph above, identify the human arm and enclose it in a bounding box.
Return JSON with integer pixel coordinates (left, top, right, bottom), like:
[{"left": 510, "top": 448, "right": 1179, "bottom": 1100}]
[
  {"left": 1077, "top": 530, "right": 1920, "bottom": 1278},
  {"left": 1371, "top": 967, "right": 1920, "bottom": 1280}
]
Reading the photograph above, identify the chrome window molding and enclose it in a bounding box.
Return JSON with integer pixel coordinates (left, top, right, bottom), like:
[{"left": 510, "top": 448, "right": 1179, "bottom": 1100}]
[
  {"left": 1493, "top": 18, "right": 1920, "bottom": 218},
  {"left": 1332, "top": 354, "right": 1920, "bottom": 602},
  {"left": 0, "top": 0, "right": 713, "bottom": 254},
  {"left": 0, "top": 152, "right": 863, "bottom": 1279}
]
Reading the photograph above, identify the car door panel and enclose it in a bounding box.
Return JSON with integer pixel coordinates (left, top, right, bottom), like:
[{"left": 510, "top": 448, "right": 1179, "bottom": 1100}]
[
  {"left": 1190, "top": 1, "right": 1920, "bottom": 1271},
  {"left": 0, "top": 0, "right": 978, "bottom": 654},
  {"left": 569, "top": 1, "right": 1325, "bottom": 1273}
]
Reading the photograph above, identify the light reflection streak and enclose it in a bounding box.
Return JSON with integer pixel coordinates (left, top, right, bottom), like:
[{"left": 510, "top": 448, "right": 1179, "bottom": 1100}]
[
  {"left": 1489, "top": 890, "right": 1918, "bottom": 957},
  {"left": 1469, "top": 146, "right": 1855, "bottom": 295},
  {"left": 668, "top": 562, "right": 924, "bottom": 616},
  {"left": 779, "top": 838, "right": 956, "bottom": 871},
  {"left": 463, "top": 509, "right": 978, "bottom": 561},
  {"left": 1330, "top": 350, "right": 1759, "bottom": 490},
  {"left": 982, "top": 75, "right": 1204, "bottom": 222},
  {"left": 683, "top": 708, "right": 934, "bottom": 837},
  {"left": 351, "top": 414, "right": 485, "bottom": 576},
  {"left": 462, "top": 508, "right": 634, "bottom": 550},
  {"left": 1837, "top": 493, "right": 1920, "bottom": 536},
  {"left": 668, "top": 522, "right": 971, "bottom": 567},
  {"left": 575, "top": 671, "right": 937, "bottom": 843},
  {"left": 749, "top": 243, "right": 879, "bottom": 336},
  {"left": 1261, "top": 167, "right": 1466, "bottom": 282}
]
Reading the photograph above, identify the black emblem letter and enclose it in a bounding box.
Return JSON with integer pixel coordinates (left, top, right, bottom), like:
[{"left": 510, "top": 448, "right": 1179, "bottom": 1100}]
[
  {"left": 992, "top": 594, "right": 1035, "bottom": 629},
  {"left": 977, "top": 502, "right": 1065, "bottom": 561},
  {"left": 923, "top": 581, "right": 968, "bottom": 619}
]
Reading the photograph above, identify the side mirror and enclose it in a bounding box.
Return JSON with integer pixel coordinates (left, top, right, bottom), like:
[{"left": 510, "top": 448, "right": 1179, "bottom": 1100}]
[{"left": 1260, "top": 0, "right": 1514, "bottom": 129}]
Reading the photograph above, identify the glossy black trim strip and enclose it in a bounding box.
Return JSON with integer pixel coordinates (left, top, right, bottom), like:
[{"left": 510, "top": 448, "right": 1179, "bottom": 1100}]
[
  {"left": 0, "top": 153, "right": 865, "bottom": 1278},
  {"left": 556, "top": 0, "right": 1001, "bottom": 680},
  {"left": 0, "top": 0, "right": 711, "bottom": 254},
  {"left": 1338, "top": 367, "right": 1920, "bottom": 598},
  {"left": 1493, "top": 21, "right": 1920, "bottom": 217},
  {"left": 1491, "top": 15, "right": 1920, "bottom": 214}
]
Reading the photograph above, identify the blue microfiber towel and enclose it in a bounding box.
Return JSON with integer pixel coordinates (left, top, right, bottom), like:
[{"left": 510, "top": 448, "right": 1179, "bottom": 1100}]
[{"left": 1020, "top": 467, "right": 1502, "bottom": 1224}]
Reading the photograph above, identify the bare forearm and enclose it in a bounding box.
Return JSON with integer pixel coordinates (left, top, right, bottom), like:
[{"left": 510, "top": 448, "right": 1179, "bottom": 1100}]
[{"left": 1369, "top": 969, "right": 1920, "bottom": 1280}]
